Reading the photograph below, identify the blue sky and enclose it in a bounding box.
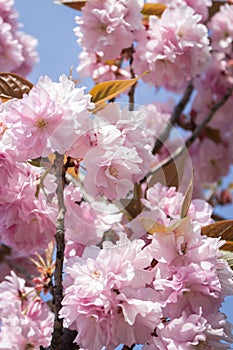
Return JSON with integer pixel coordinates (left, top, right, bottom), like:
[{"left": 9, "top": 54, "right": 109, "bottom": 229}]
[{"left": 14, "top": 0, "right": 233, "bottom": 348}]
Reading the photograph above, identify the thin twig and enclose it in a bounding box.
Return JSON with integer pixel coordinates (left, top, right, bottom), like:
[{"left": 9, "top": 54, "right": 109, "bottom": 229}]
[
  {"left": 152, "top": 81, "right": 194, "bottom": 155},
  {"left": 144, "top": 86, "right": 233, "bottom": 183},
  {"left": 50, "top": 152, "right": 66, "bottom": 350},
  {"left": 185, "top": 86, "right": 233, "bottom": 148},
  {"left": 128, "top": 45, "right": 136, "bottom": 111}
]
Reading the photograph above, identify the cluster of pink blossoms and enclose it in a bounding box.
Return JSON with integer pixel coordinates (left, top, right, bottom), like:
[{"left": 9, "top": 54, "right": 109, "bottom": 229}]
[
  {"left": 1, "top": 0, "right": 233, "bottom": 349},
  {"left": 133, "top": 5, "right": 210, "bottom": 90},
  {"left": 60, "top": 183, "right": 233, "bottom": 350},
  {"left": 0, "top": 271, "right": 53, "bottom": 349},
  {"left": 0, "top": 0, "right": 38, "bottom": 75}
]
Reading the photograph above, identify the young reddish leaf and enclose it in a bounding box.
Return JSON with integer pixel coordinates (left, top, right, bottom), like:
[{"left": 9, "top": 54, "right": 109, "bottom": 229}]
[
  {"left": 201, "top": 220, "right": 233, "bottom": 241},
  {"left": 141, "top": 3, "right": 166, "bottom": 17},
  {"left": 180, "top": 171, "right": 193, "bottom": 218},
  {"left": 0, "top": 72, "right": 33, "bottom": 102},
  {"left": 89, "top": 71, "right": 149, "bottom": 106},
  {"left": 57, "top": 0, "right": 86, "bottom": 10}
]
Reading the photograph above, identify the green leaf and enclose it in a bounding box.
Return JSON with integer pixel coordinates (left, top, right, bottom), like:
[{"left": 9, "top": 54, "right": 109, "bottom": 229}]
[
  {"left": 89, "top": 71, "right": 149, "bottom": 106},
  {"left": 57, "top": 0, "right": 86, "bottom": 10},
  {"left": 141, "top": 3, "right": 166, "bottom": 17},
  {"left": 201, "top": 220, "right": 233, "bottom": 242},
  {"left": 0, "top": 72, "right": 33, "bottom": 102},
  {"left": 180, "top": 172, "right": 193, "bottom": 218}
]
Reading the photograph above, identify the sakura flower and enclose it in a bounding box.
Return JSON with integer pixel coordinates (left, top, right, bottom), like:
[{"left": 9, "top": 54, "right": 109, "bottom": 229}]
[
  {"left": 13, "top": 31, "right": 39, "bottom": 76},
  {"left": 157, "top": 0, "right": 212, "bottom": 22},
  {"left": 77, "top": 50, "right": 131, "bottom": 84},
  {"left": 0, "top": 286, "right": 53, "bottom": 349},
  {"left": 190, "top": 138, "right": 233, "bottom": 186},
  {"left": 60, "top": 234, "right": 161, "bottom": 350},
  {"left": 0, "top": 162, "right": 56, "bottom": 255},
  {"left": 0, "top": 0, "right": 38, "bottom": 75},
  {"left": 64, "top": 183, "right": 122, "bottom": 246},
  {"left": 4, "top": 75, "right": 94, "bottom": 161},
  {"left": 144, "top": 311, "right": 207, "bottom": 350},
  {"left": 133, "top": 6, "right": 210, "bottom": 90},
  {"left": 208, "top": 4, "right": 233, "bottom": 54},
  {"left": 0, "top": 16, "right": 23, "bottom": 72},
  {"left": 83, "top": 144, "right": 143, "bottom": 200},
  {"left": 75, "top": 0, "right": 143, "bottom": 59}
]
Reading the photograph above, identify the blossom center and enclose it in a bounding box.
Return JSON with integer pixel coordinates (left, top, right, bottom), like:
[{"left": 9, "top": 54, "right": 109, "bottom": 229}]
[
  {"left": 92, "top": 270, "right": 101, "bottom": 279},
  {"left": 36, "top": 118, "right": 48, "bottom": 129},
  {"left": 109, "top": 166, "right": 119, "bottom": 178}
]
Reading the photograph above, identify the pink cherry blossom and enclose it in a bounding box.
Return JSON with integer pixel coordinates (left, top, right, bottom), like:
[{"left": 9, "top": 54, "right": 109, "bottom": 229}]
[
  {"left": 4, "top": 75, "right": 94, "bottom": 161},
  {"left": 0, "top": 273, "right": 53, "bottom": 349},
  {"left": 13, "top": 32, "right": 39, "bottom": 76},
  {"left": 77, "top": 50, "right": 131, "bottom": 84},
  {"left": 83, "top": 144, "right": 143, "bottom": 200},
  {"left": 0, "top": 16, "right": 24, "bottom": 72},
  {"left": 208, "top": 4, "right": 233, "bottom": 54},
  {"left": 75, "top": 0, "right": 143, "bottom": 59},
  {"left": 0, "top": 162, "right": 56, "bottom": 255},
  {"left": 64, "top": 183, "right": 122, "bottom": 245},
  {"left": 157, "top": 0, "right": 212, "bottom": 21},
  {"left": 60, "top": 234, "right": 161, "bottom": 350},
  {"left": 133, "top": 6, "right": 210, "bottom": 90}
]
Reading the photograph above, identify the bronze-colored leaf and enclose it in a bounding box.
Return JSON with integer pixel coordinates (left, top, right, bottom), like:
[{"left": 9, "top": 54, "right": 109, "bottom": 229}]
[
  {"left": 221, "top": 242, "right": 233, "bottom": 252},
  {"left": 89, "top": 71, "right": 149, "bottom": 106},
  {"left": 0, "top": 72, "right": 33, "bottom": 102},
  {"left": 208, "top": 1, "right": 225, "bottom": 19},
  {"left": 201, "top": 220, "right": 233, "bottom": 241},
  {"left": 141, "top": 3, "right": 166, "bottom": 17},
  {"left": 205, "top": 126, "right": 222, "bottom": 144},
  {"left": 140, "top": 217, "right": 182, "bottom": 235},
  {"left": 58, "top": 0, "right": 86, "bottom": 10},
  {"left": 148, "top": 146, "right": 188, "bottom": 189},
  {"left": 180, "top": 171, "right": 193, "bottom": 218},
  {"left": 123, "top": 183, "right": 143, "bottom": 219}
]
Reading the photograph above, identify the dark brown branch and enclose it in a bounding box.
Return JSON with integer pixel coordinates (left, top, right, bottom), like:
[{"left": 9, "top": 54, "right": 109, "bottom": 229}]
[
  {"left": 144, "top": 85, "right": 233, "bottom": 183},
  {"left": 152, "top": 81, "right": 194, "bottom": 155},
  {"left": 50, "top": 152, "right": 66, "bottom": 350},
  {"left": 128, "top": 45, "right": 136, "bottom": 111},
  {"left": 185, "top": 86, "right": 233, "bottom": 148},
  {"left": 121, "top": 344, "right": 135, "bottom": 350}
]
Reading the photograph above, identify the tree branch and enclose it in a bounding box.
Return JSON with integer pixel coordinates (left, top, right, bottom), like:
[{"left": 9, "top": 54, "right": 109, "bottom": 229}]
[
  {"left": 185, "top": 86, "right": 233, "bottom": 148},
  {"left": 50, "top": 152, "right": 66, "bottom": 350},
  {"left": 128, "top": 45, "right": 136, "bottom": 111},
  {"left": 145, "top": 85, "right": 233, "bottom": 183},
  {"left": 152, "top": 81, "right": 194, "bottom": 155}
]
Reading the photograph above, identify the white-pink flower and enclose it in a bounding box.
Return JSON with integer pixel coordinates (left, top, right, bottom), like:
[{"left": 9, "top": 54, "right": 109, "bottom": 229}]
[
  {"left": 208, "top": 4, "right": 233, "bottom": 54},
  {"left": 0, "top": 273, "right": 53, "bottom": 349},
  {"left": 75, "top": 0, "right": 143, "bottom": 59},
  {"left": 60, "top": 234, "right": 161, "bottom": 350},
  {"left": 83, "top": 144, "right": 143, "bottom": 200},
  {"left": 133, "top": 6, "right": 210, "bottom": 90},
  {"left": 4, "top": 75, "right": 94, "bottom": 160}
]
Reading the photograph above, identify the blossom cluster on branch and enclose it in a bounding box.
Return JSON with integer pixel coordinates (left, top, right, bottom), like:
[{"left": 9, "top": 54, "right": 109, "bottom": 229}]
[{"left": 0, "top": 0, "right": 233, "bottom": 349}]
